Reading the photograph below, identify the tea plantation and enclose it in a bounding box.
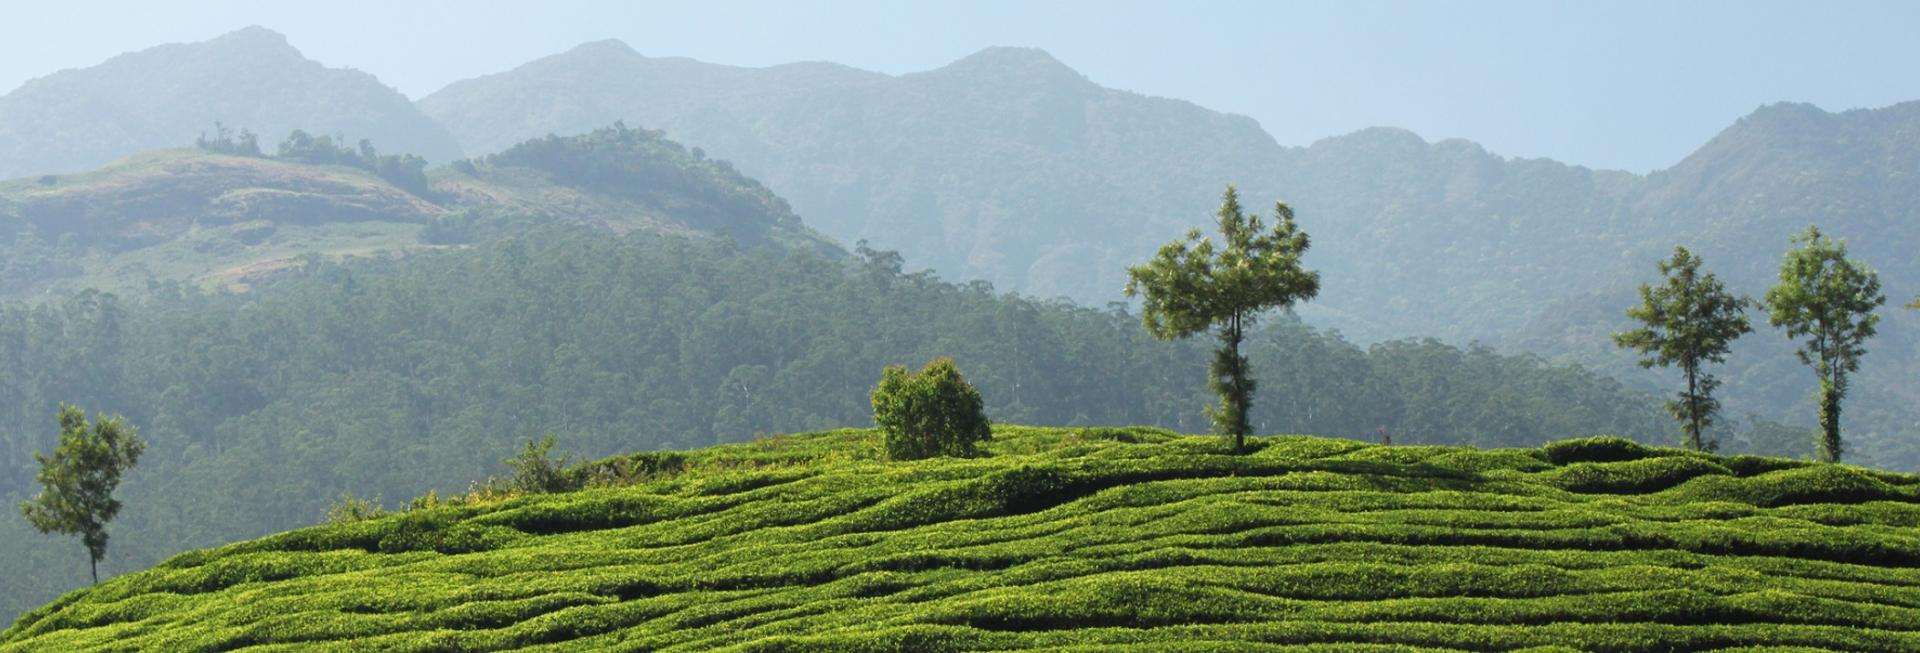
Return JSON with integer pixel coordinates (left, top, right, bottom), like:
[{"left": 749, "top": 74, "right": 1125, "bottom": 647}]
[{"left": 5, "top": 426, "right": 1919, "bottom": 651}]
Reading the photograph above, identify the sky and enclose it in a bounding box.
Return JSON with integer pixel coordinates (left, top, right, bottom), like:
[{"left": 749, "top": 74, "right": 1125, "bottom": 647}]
[{"left": 3, "top": 0, "right": 1917, "bottom": 173}]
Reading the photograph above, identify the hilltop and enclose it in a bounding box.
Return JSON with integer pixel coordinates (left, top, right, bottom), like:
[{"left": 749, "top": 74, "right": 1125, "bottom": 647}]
[
  {"left": 0, "top": 124, "right": 839, "bottom": 296},
  {"left": 6, "top": 427, "right": 1919, "bottom": 650},
  {"left": 0, "top": 26, "right": 462, "bottom": 179}
]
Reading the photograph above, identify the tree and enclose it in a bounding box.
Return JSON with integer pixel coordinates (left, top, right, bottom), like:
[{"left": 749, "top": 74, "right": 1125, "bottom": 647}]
[
  {"left": 1763, "top": 226, "right": 1884, "bottom": 463},
  {"left": 1612, "top": 246, "right": 1752, "bottom": 451},
  {"left": 1125, "top": 185, "right": 1319, "bottom": 452},
  {"left": 19, "top": 404, "right": 146, "bottom": 585},
  {"left": 503, "top": 434, "right": 575, "bottom": 494},
  {"left": 872, "top": 358, "right": 991, "bottom": 460}
]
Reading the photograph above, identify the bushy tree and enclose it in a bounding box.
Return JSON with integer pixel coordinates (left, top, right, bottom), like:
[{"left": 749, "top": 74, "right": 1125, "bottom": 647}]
[
  {"left": 503, "top": 435, "right": 575, "bottom": 494},
  {"left": 1764, "top": 226, "right": 1884, "bottom": 463},
  {"left": 1613, "top": 246, "right": 1752, "bottom": 451},
  {"left": 19, "top": 405, "right": 145, "bottom": 585},
  {"left": 872, "top": 358, "right": 991, "bottom": 460},
  {"left": 1125, "top": 185, "right": 1319, "bottom": 452}
]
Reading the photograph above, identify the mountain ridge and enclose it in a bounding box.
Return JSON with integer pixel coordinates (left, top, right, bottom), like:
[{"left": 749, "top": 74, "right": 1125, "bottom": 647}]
[{"left": 0, "top": 26, "right": 462, "bottom": 179}]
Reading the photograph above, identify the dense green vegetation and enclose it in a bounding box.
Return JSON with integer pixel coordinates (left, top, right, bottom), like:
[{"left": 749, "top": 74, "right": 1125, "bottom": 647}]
[
  {"left": 0, "top": 229, "right": 1681, "bottom": 624},
  {"left": 872, "top": 358, "right": 992, "bottom": 460},
  {"left": 6, "top": 426, "right": 1918, "bottom": 650}
]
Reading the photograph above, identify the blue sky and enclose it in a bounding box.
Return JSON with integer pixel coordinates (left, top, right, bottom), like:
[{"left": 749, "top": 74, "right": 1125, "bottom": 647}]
[{"left": 4, "top": 0, "right": 1916, "bottom": 172}]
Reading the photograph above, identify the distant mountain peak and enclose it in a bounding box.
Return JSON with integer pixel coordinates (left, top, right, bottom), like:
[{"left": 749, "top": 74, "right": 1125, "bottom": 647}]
[
  {"left": 205, "top": 25, "right": 298, "bottom": 54},
  {"left": 936, "top": 46, "right": 1086, "bottom": 82},
  {"left": 563, "top": 38, "right": 643, "bottom": 60},
  {"left": 1314, "top": 126, "right": 1431, "bottom": 151}
]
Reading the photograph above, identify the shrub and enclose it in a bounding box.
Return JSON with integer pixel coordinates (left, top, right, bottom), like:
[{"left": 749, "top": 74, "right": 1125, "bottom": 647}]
[
  {"left": 1543, "top": 436, "right": 1656, "bottom": 465},
  {"left": 323, "top": 492, "right": 386, "bottom": 524},
  {"left": 1545, "top": 456, "right": 1732, "bottom": 494},
  {"left": 504, "top": 435, "right": 577, "bottom": 494},
  {"left": 872, "top": 358, "right": 991, "bottom": 460}
]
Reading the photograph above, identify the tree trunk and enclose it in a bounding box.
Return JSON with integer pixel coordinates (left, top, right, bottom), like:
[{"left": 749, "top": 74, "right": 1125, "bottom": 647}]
[
  {"left": 90, "top": 555, "right": 98, "bottom": 586},
  {"left": 1685, "top": 366, "right": 1701, "bottom": 451},
  {"left": 1817, "top": 377, "right": 1843, "bottom": 463},
  {"left": 1215, "top": 312, "right": 1251, "bottom": 453}
]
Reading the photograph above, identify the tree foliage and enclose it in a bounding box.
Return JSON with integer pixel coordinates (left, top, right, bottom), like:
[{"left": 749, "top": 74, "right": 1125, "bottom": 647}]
[
  {"left": 1763, "top": 226, "right": 1885, "bottom": 463},
  {"left": 18, "top": 405, "right": 145, "bottom": 585},
  {"left": 1126, "top": 185, "right": 1319, "bottom": 451},
  {"left": 502, "top": 435, "right": 576, "bottom": 494},
  {"left": 1613, "top": 246, "right": 1752, "bottom": 451},
  {"left": 274, "top": 130, "right": 430, "bottom": 196},
  {"left": 873, "top": 358, "right": 992, "bottom": 460}
]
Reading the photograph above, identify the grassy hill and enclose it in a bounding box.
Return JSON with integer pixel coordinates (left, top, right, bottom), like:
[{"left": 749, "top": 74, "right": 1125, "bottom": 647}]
[
  {"left": 0, "top": 125, "right": 840, "bottom": 297},
  {"left": 7, "top": 426, "right": 1918, "bottom": 651}
]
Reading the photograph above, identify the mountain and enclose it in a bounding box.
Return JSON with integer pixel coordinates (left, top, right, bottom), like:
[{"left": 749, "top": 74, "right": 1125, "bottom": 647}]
[
  {"left": 0, "top": 123, "right": 839, "bottom": 296},
  {"left": 421, "top": 45, "right": 1920, "bottom": 470},
  {"left": 7, "top": 427, "right": 1919, "bottom": 650},
  {"left": 420, "top": 43, "right": 1282, "bottom": 303},
  {"left": 421, "top": 44, "right": 1919, "bottom": 341},
  {"left": 0, "top": 26, "right": 462, "bottom": 179}
]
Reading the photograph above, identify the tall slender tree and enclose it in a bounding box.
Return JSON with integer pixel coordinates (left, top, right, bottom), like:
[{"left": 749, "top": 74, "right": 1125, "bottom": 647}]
[
  {"left": 1126, "top": 185, "right": 1319, "bottom": 452},
  {"left": 1764, "top": 226, "right": 1884, "bottom": 463},
  {"left": 20, "top": 405, "right": 145, "bottom": 585},
  {"left": 1613, "top": 246, "right": 1752, "bottom": 451}
]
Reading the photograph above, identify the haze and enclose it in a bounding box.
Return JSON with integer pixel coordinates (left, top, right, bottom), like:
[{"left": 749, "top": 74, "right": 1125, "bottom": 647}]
[{"left": 4, "top": 0, "right": 1917, "bottom": 173}]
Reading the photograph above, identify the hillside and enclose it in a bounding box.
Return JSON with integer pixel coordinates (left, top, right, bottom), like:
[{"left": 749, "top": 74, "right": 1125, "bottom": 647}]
[
  {"left": 422, "top": 44, "right": 1920, "bottom": 347},
  {"left": 0, "top": 230, "right": 1679, "bottom": 625},
  {"left": 0, "top": 26, "right": 462, "bottom": 179},
  {"left": 419, "top": 43, "right": 1920, "bottom": 472},
  {"left": 419, "top": 43, "right": 1283, "bottom": 304},
  {"left": 0, "top": 125, "right": 839, "bottom": 296},
  {"left": 7, "top": 427, "right": 1920, "bottom": 650}
]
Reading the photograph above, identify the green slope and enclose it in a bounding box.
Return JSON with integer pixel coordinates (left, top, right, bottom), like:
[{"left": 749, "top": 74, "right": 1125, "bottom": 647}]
[
  {"left": 0, "top": 125, "right": 840, "bottom": 297},
  {"left": 8, "top": 427, "right": 1918, "bottom": 651}
]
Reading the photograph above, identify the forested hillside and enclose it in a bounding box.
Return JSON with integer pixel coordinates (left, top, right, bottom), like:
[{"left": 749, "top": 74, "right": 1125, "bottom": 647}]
[
  {"left": 421, "top": 44, "right": 1920, "bottom": 347},
  {"left": 0, "top": 26, "right": 461, "bottom": 179},
  {"left": 0, "top": 229, "right": 1677, "bottom": 624},
  {"left": 419, "top": 44, "right": 1920, "bottom": 474},
  {"left": 419, "top": 43, "right": 1280, "bottom": 305}
]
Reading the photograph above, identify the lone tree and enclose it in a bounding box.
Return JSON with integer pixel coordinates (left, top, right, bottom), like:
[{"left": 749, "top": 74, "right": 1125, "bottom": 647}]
[
  {"left": 1613, "top": 246, "right": 1753, "bottom": 451},
  {"left": 1764, "top": 226, "right": 1884, "bottom": 463},
  {"left": 872, "top": 358, "right": 992, "bottom": 460},
  {"left": 20, "top": 405, "right": 146, "bottom": 585},
  {"left": 1126, "top": 185, "right": 1319, "bottom": 452}
]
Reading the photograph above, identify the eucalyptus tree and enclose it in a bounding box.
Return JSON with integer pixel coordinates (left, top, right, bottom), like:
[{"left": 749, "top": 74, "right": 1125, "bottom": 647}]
[{"left": 1125, "top": 185, "right": 1319, "bottom": 452}]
